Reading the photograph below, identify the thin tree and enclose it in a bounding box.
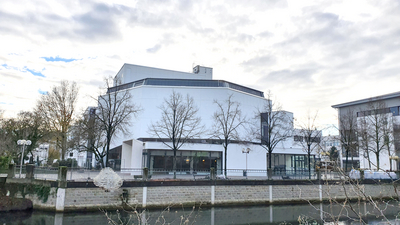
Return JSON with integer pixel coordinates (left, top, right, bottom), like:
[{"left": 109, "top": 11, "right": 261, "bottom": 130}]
[
  {"left": 36, "top": 80, "right": 79, "bottom": 160},
  {"left": 252, "top": 91, "right": 292, "bottom": 174},
  {"left": 358, "top": 116, "right": 372, "bottom": 169},
  {"left": 336, "top": 109, "right": 359, "bottom": 172},
  {"left": 296, "top": 112, "right": 322, "bottom": 179},
  {"left": 211, "top": 94, "right": 247, "bottom": 177},
  {"left": 382, "top": 114, "right": 395, "bottom": 171},
  {"left": 69, "top": 108, "right": 108, "bottom": 168},
  {"left": 148, "top": 91, "right": 204, "bottom": 179},
  {"left": 95, "top": 78, "right": 141, "bottom": 167}
]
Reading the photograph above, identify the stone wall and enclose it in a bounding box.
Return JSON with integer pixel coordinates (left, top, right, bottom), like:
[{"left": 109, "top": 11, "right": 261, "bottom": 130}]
[
  {"left": 146, "top": 186, "right": 210, "bottom": 207},
  {"left": 6, "top": 179, "right": 400, "bottom": 211},
  {"left": 214, "top": 185, "right": 270, "bottom": 204}
]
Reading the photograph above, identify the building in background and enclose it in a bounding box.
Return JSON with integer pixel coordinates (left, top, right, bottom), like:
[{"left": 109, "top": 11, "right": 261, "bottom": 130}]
[
  {"left": 101, "top": 64, "right": 318, "bottom": 175},
  {"left": 31, "top": 143, "right": 49, "bottom": 166},
  {"left": 332, "top": 91, "right": 400, "bottom": 171}
]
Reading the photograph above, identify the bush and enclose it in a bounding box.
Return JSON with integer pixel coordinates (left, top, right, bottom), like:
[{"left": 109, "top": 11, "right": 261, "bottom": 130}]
[
  {"left": 53, "top": 158, "right": 78, "bottom": 168},
  {"left": 0, "top": 156, "right": 11, "bottom": 169}
]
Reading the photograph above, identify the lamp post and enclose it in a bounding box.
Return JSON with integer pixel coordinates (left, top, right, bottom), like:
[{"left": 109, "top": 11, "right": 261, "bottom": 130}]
[
  {"left": 17, "top": 140, "right": 31, "bottom": 178},
  {"left": 242, "top": 148, "right": 250, "bottom": 178}
]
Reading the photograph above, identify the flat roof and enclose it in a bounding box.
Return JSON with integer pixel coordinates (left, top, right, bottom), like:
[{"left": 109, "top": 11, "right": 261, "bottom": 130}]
[
  {"left": 332, "top": 91, "right": 400, "bottom": 108},
  {"left": 107, "top": 78, "right": 265, "bottom": 97}
]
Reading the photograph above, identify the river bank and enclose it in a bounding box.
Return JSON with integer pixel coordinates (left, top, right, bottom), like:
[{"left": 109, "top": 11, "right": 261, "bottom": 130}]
[{"left": 4, "top": 178, "right": 399, "bottom": 212}]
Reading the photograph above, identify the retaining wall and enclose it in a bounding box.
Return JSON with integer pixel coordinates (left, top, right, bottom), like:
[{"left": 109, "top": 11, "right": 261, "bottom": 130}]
[{"left": 4, "top": 179, "right": 400, "bottom": 211}]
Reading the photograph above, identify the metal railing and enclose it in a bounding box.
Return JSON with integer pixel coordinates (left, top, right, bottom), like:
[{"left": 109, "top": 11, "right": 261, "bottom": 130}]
[{"left": 4, "top": 166, "right": 356, "bottom": 181}]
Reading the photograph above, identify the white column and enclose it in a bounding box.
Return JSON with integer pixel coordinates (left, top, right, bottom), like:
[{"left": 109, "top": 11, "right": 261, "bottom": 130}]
[
  {"left": 142, "top": 187, "right": 147, "bottom": 208},
  {"left": 269, "top": 185, "right": 273, "bottom": 203},
  {"left": 211, "top": 186, "right": 215, "bottom": 205},
  {"left": 319, "top": 184, "right": 322, "bottom": 201},
  {"left": 56, "top": 188, "right": 66, "bottom": 212}
]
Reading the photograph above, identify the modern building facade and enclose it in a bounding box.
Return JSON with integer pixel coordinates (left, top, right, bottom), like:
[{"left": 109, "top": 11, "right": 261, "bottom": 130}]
[
  {"left": 332, "top": 91, "right": 400, "bottom": 171},
  {"left": 105, "top": 64, "right": 317, "bottom": 175}
]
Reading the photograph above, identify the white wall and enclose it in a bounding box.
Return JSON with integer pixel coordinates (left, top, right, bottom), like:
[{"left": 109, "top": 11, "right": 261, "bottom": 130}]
[
  {"left": 114, "top": 64, "right": 212, "bottom": 85},
  {"left": 110, "top": 85, "right": 269, "bottom": 147}
]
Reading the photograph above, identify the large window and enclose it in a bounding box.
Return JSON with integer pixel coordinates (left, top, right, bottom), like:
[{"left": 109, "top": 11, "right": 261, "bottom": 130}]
[
  {"left": 270, "top": 153, "right": 316, "bottom": 174},
  {"left": 148, "top": 150, "right": 222, "bottom": 174}
]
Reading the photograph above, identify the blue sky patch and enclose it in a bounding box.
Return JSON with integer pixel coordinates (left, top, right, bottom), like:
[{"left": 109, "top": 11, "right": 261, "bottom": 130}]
[
  {"left": 38, "top": 89, "right": 47, "bottom": 95},
  {"left": 42, "top": 56, "right": 78, "bottom": 62},
  {"left": 25, "top": 68, "right": 45, "bottom": 77},
  {"left": 2, "top": 64, "right": 19, "bottom": 70}
]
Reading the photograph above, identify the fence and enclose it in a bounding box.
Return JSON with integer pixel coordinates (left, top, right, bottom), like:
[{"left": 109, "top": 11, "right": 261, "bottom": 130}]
[{"left": 5, "top": 165, "right": 388, "bottom": 181}]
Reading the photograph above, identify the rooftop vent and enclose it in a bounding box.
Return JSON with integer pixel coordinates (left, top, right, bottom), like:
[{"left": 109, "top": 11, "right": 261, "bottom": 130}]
[{"left": 193, "top": 65, "right": 213, "bottom": 76}]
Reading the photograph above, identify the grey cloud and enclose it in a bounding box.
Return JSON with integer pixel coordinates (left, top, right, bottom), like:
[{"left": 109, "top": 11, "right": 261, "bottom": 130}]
[
  {"left": 258, "top": 31, "right": 273, "bottom": 38},
  {"left": 147, "top": 44, "right": 162, "bottom": 53},
  {"left": 265, "top": 69, "right": 315, "bottom": 85},
  {"left": 241, "top": 55, "right": 276, "bottom": 68},
  {"left": 235, "top": 34, "right": 255, "bottom": 43},
  {"left": 228, "top": 0, "right": 288, "bottom": 11},
  {"left": 0, "top": 3, "right": 125, "bottom": 43}
]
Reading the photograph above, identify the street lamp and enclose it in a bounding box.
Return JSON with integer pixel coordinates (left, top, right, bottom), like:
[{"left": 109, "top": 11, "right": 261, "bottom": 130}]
[
  {"left": 242, "top": 148, "right": 250, "bottom": 178},
  {"left": 17, "top": 140, "right": 31, "bottom": 178}
]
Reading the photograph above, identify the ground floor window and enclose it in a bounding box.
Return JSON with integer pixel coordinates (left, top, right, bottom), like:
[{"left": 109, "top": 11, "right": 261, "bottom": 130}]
[
  {"left": 342, "top": 160, "right": 359, "bottom": 171},
  {"left": 270, "top": 153, "right": 316, "bottom": 174},
  {"left": 144, "top": 150, "right": 222, "bottom": 174}
]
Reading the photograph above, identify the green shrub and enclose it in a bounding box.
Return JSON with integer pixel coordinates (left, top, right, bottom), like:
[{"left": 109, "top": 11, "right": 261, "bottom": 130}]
[
  {"left": 0, "top": 156, "right": 11, "bottom": 169},
  {"left": 56, "top": 158, "right": 78, "bottom": 168}
]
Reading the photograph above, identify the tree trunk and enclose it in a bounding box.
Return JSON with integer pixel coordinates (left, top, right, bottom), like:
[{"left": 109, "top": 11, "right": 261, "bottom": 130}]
[
  {"left": 376, "top": 152, "right": 380, "bottom": 171},
  {"left": 268, "top": 150, "right": 272, "bottom": 169},
  {"left": 224, "top": 145, "right": 227, "bottom": 177},
  {"left": 105, "top": 135, "right": 111, "bottom": 167},
  {"left": 173, "top": 149, "right": 177, "bottom": 179},
  {"left": 308, "top": 144, "right": 311, "bottom": 180}
]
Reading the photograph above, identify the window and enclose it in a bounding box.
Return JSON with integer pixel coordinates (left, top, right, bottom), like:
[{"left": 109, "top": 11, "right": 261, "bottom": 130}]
[
  {"left": 69, "top": 152, "right": 73, "bottom": 157},
  {"left": 294, "top": 135, "right": 303, "bottom": 142},
  {"left": 390, "top": 106, "right": 399, "bottom": 116}
]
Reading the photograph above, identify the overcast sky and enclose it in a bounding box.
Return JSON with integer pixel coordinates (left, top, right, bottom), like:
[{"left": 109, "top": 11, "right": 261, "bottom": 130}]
[{"left": 1, "top": 0, "right": 399, "bottom": 134}]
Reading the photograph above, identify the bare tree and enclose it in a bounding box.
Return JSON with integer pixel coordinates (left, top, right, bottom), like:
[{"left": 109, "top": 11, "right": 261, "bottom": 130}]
[
  {"left": 211, "top": 94, "right": 247, "bottom": 177},
  {"left": 296, "top": 111, "right": 322, "bottom": 179},
  {"left": 36, "top": 80, "right": 79, "bottom": 160},
  {"left": 148, "top": 91, "right": 204, "bottom": 179},
  {"left": 357, "top": 101, "right": 393, "bottom": 171},
  {"left": 382, "top": 115, "right": 395, "bottom": 171},
  {"left": 336, "top": 109, "right": 359, "bottom": 172},
  {"left": 252, "top": 91, "right": 292, "bottom": 174},
  {"left": 69, "top": 108, "right": 108, "bottom": 168},
  {"left": 358, "top": 116, "right": 372, "bottom": 169},
  {"left": 95, "top": 78, "right": 141, "bottom": 167}
]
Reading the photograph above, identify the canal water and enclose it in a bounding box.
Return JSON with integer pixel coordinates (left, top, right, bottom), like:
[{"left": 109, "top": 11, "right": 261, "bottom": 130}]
[{"left": 1, "top": 202, "right": 399, "bottom": 224}]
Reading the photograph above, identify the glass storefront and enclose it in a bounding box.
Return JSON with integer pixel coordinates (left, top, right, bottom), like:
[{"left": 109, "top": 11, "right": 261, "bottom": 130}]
[
  {"left": 270, "top": 153, "right": 316, "bottom": 174},
  {"left": 144, "top": 150, "right": 222, "bottom": 174}
]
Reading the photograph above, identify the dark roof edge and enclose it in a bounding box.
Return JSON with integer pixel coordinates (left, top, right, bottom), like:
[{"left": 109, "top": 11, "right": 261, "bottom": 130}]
[{"left": 332, "top": 91, "right": 400, "bottom": 108}]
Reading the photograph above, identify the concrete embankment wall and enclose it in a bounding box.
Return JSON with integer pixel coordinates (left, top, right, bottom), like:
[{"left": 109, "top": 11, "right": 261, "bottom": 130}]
[{"left": 5, "top": 179, "right": 399, "bottom": 212}]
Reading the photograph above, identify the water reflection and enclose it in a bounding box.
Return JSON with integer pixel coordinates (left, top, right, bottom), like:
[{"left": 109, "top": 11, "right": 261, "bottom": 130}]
[{"left": 1, "top": 202, "right": 399, "bottom": 225}]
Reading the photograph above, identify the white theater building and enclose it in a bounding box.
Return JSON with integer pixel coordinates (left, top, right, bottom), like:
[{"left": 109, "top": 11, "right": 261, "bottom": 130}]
[{"left": 105, "top": 64, "right": 317, "bottom": 176}]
